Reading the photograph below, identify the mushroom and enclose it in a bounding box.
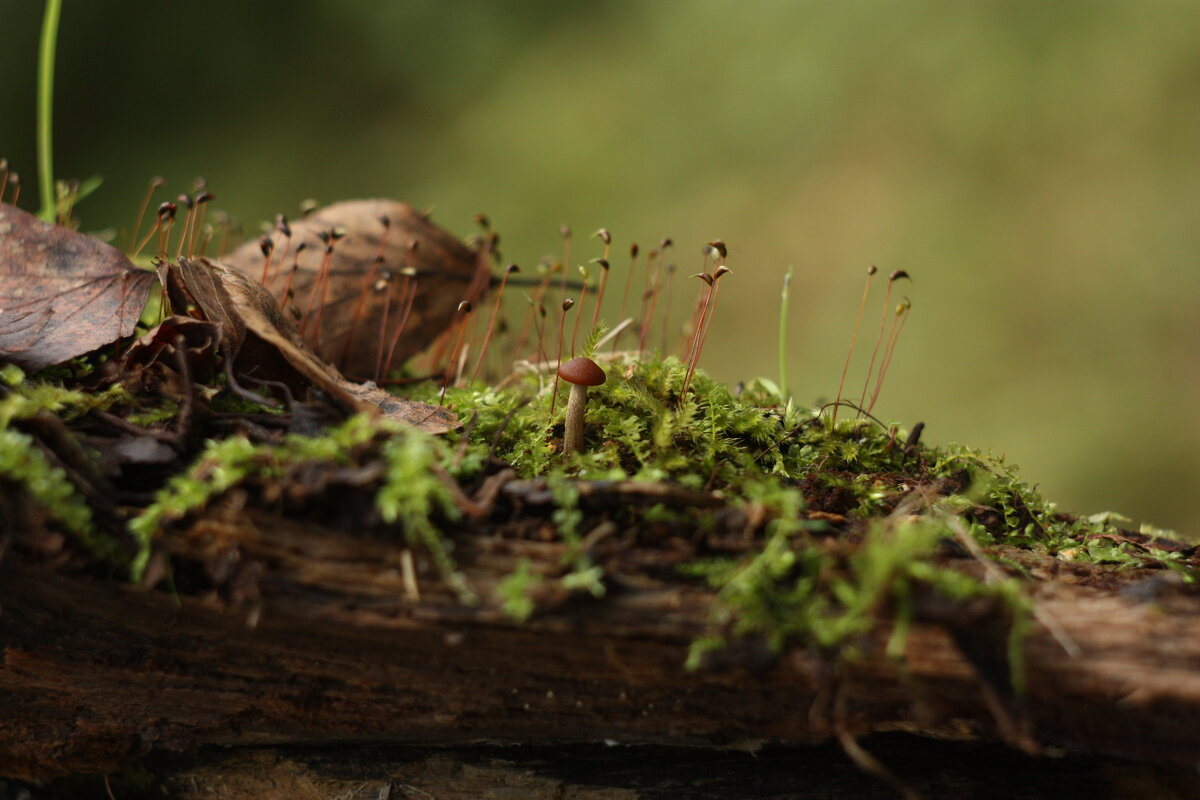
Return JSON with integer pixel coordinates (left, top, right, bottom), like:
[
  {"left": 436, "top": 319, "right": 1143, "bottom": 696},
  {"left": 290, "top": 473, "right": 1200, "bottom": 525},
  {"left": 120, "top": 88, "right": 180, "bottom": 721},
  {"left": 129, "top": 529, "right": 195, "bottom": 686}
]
[{"left": 557, "top": 356, "right": 607, "bottom": 455}]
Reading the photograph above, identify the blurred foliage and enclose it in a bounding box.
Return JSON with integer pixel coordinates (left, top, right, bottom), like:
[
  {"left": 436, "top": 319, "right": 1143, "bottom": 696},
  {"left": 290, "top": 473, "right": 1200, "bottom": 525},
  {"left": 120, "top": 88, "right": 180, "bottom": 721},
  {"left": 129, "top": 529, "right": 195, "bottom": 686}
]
[{"left": 1, "top": 0, "right": 1197, "bottom": 535}]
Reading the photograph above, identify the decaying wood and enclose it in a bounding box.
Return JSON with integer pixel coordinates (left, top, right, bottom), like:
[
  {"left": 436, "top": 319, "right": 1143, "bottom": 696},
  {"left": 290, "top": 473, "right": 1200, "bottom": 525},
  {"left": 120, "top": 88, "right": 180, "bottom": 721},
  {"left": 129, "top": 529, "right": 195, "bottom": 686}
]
[
  {"left": 3, "top": 509, "right": 1200, "bottom": 784},
  {"left": 25, "top": 736, "right": 1197, "bottom": 800}
]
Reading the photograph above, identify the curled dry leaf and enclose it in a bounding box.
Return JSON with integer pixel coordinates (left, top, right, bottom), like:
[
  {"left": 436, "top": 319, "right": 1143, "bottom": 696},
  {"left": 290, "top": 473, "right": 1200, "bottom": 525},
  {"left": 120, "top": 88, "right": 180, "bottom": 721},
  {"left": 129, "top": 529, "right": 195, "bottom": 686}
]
[
  {"left": 223, "top": 199, "right": 485, "bottom": 380},
  {"left": 160, "top": 257, "right": 458, "bottom": 434},
  {"left": 122, "top": 315, "right": 222, "bottom": 379},
  {"left": 0, "top": 204, "right": 154, "bottom": 371}
]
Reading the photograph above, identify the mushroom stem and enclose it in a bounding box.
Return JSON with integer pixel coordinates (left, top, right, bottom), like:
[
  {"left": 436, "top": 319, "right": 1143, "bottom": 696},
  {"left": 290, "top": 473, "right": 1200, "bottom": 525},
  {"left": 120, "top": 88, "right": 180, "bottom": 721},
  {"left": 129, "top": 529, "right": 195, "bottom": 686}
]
[{"left": 563, "top": 384, "right": 589, "bottom": 455}]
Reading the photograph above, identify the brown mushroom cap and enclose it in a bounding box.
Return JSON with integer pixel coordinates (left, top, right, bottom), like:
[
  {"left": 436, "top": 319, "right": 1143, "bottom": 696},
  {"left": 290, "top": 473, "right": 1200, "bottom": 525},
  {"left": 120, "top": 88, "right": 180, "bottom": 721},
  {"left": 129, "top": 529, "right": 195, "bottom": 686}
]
[{"left": 557, "top": 356, "right": 607, "bottom": 387}]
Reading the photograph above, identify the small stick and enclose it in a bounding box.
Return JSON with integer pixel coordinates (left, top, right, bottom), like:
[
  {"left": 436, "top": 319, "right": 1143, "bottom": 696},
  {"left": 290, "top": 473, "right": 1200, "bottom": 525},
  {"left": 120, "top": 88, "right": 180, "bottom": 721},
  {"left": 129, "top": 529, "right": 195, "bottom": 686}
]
[{"left": 7, "top": 173, "right": 19, "bottom": 207}]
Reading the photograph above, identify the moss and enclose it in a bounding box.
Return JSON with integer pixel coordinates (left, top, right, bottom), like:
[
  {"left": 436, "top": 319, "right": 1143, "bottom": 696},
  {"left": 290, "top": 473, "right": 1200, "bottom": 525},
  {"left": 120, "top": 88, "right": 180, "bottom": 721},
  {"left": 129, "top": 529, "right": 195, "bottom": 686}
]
[
  {"left": 128, "top": 414, "right": 469, "bottom": 596},
  {"left": 8, "top": 346, "right": 1191, "bottom": 690}
]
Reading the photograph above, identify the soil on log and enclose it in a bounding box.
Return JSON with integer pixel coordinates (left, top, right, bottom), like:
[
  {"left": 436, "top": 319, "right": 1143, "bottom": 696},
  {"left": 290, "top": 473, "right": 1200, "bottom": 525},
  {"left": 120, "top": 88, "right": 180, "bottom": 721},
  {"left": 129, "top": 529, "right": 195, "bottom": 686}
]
[{"left": 3, "top": 507, "right": 1200, "bottom": 792}]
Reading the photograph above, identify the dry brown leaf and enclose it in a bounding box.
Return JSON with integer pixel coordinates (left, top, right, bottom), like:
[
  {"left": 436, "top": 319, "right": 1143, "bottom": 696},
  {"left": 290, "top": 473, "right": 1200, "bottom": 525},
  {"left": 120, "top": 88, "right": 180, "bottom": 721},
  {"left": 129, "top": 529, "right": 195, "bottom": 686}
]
[
  {"left": 0, "top": 204, "right": 154, "bottom": 371},
  {"left": 223, "top": 199, "right": 485, "bottom": 380},
  {"left": 160, "top": 257, "right": 458, "bottom": 433}
]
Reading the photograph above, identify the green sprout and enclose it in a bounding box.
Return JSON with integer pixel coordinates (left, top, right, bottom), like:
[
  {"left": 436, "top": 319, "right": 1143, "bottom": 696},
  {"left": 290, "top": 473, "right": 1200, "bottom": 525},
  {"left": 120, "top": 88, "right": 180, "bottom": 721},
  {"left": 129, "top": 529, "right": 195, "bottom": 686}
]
[{"left": 37, "top": 0, "right": 63, "bottom": 223}]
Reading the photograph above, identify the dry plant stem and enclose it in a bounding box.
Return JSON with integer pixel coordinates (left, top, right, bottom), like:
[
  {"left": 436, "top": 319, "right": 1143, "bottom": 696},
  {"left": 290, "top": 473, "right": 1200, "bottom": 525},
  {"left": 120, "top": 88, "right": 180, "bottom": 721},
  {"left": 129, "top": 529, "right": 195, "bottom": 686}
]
[
  {"left": 471, "top": 265, "right": 517, "bottom": 382},
  {"left": 299, "top": 241, "right": 335, "bottom": 342},
  {"left": 692, "top": 271, "right": 725, "bottom": 364},
  {"left": 0, "top": 163, "right": 9, "bottom": 203},
  {"left": 342, "top": 220, "right": 393, "bottom": 368},
  {"left": 7, "top": 174, "right": 19, "bottom": 207},
  {"left": 660, "top": 263, "right": 676, "bottom": 354},
  {"left": 591, "top": 261, "right": 609, "bottom": 329},
  {"left": 613, "top": 243, "right": 639, "bottom": 351},
  {"left": 532, "top": 303, "right": 549, "bottom": 370},
  {"left": 278, "top": 245, "right": 305, "bottom": 312},
  {"left": 374, "top": 272, "right": 396, "bottom": 383},
  {"left": 126, "top": 177, "right": 163, "bottom": 252},
  {"left": 354, "top": 249, "right": 389, "bottom": 370},
  {"left": 569, "top": 267, "right": 589, "bottom": 356},
  {"left": 680, "top": 269, "right": 727, "bottom": 403},
  {"left": 832, "top": 266, "right": 877, "bottom": 429},
  {"left": 511, "top": 266, "right": 555, "bottom": 362},
  {"left": 439, "top": 302, "right": 472, "bottom": 405},
  {"left": 257, "top": 236, "right": 276, "bottom": 285},
  {"left": 189, "top": 195, "right": 212, "bottom": 257},
  {"left": 857, "top": 279, "right": 896, "bottom": 417},
  {"left": 131, "top": 216, "right": 161, "bottom": 261},
  {"left": 677, "top": 250, "right": 712, "bottom": 356},
  {"left": 867, "top": 300, "right": 909, "bottom": 414},
  {"left": 308, "top": 241, "right": 341, "bottom": 350},
  {"left": 174, "top": 198, "right": 196, "bottom": 260},
  {"left": 559, "top": 226, "right": 572, "bottom": 295},
  {"left": 679, "top": 273, "right": 715, "bottom": 401},
  {"left": 263, "top": 218, "right": 293, "bottom": 289},
  {"left": 638, "top": 267, "right": 662, "bottom": 358},
  {"left": 549, "top": 299, "right": 574, "bottom": 415},
  {"left": 382, "top": 273, "right": 419, "bottom": 378},
  {"left": 639, "top": 249, "right": 665, "bottom": 358},
  {"left": 160, "top": 217, "right": 175, "bottom": 259}
]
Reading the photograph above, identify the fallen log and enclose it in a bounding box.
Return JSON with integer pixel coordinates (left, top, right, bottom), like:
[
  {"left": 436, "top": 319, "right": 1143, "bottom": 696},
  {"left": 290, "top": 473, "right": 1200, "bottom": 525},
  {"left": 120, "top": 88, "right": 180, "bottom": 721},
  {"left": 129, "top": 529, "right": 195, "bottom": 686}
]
[{"left": 3, "top": 511, "right": 1200, "bottom": 784}]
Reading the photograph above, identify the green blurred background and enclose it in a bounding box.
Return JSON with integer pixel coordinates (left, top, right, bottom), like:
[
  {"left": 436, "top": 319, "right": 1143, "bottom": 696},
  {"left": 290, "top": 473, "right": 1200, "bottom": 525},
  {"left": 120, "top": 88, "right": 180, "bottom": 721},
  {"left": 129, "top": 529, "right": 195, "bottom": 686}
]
[{"left": 2, "top": 1, "right": 1198, "bottom": 535}]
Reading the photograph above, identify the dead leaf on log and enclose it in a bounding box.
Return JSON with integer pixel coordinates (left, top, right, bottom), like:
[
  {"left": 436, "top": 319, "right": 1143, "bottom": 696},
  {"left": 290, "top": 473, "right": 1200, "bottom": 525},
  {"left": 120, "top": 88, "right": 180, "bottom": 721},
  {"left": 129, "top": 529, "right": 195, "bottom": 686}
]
[
  {"left": 160, "top": 257, "right": 458, "bottom": 433},
  {"left": 0, "top": 204, "right": 154, "bottom": 371},
  {"left": 223, "top": 199, "right": 486, "bottom": 380},
  {"left": 122, "top": 315, "right": 222, "bottom": 379}
]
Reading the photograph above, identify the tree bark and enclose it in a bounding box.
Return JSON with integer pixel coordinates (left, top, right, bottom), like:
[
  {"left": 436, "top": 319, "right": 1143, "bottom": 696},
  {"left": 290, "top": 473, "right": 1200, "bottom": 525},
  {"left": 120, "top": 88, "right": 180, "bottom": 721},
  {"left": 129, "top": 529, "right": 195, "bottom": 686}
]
[{"left": 2, "top": 510, "right": 1200, "bottom": 784}]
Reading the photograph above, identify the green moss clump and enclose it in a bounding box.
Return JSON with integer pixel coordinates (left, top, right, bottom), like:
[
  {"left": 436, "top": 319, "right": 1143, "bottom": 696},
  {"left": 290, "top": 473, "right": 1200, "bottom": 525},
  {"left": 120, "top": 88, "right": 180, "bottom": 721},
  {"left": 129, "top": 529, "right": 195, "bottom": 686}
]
[{"left": 128, "top": 414, "right": 466, "bottom": 595}]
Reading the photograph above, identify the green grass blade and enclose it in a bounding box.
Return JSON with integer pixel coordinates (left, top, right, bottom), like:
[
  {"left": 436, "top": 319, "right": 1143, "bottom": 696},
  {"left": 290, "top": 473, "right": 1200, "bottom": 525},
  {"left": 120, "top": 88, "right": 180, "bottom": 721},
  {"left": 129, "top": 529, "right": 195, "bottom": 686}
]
[{"left": 37, "top": 0, "right": 62, "bottom": 223}]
